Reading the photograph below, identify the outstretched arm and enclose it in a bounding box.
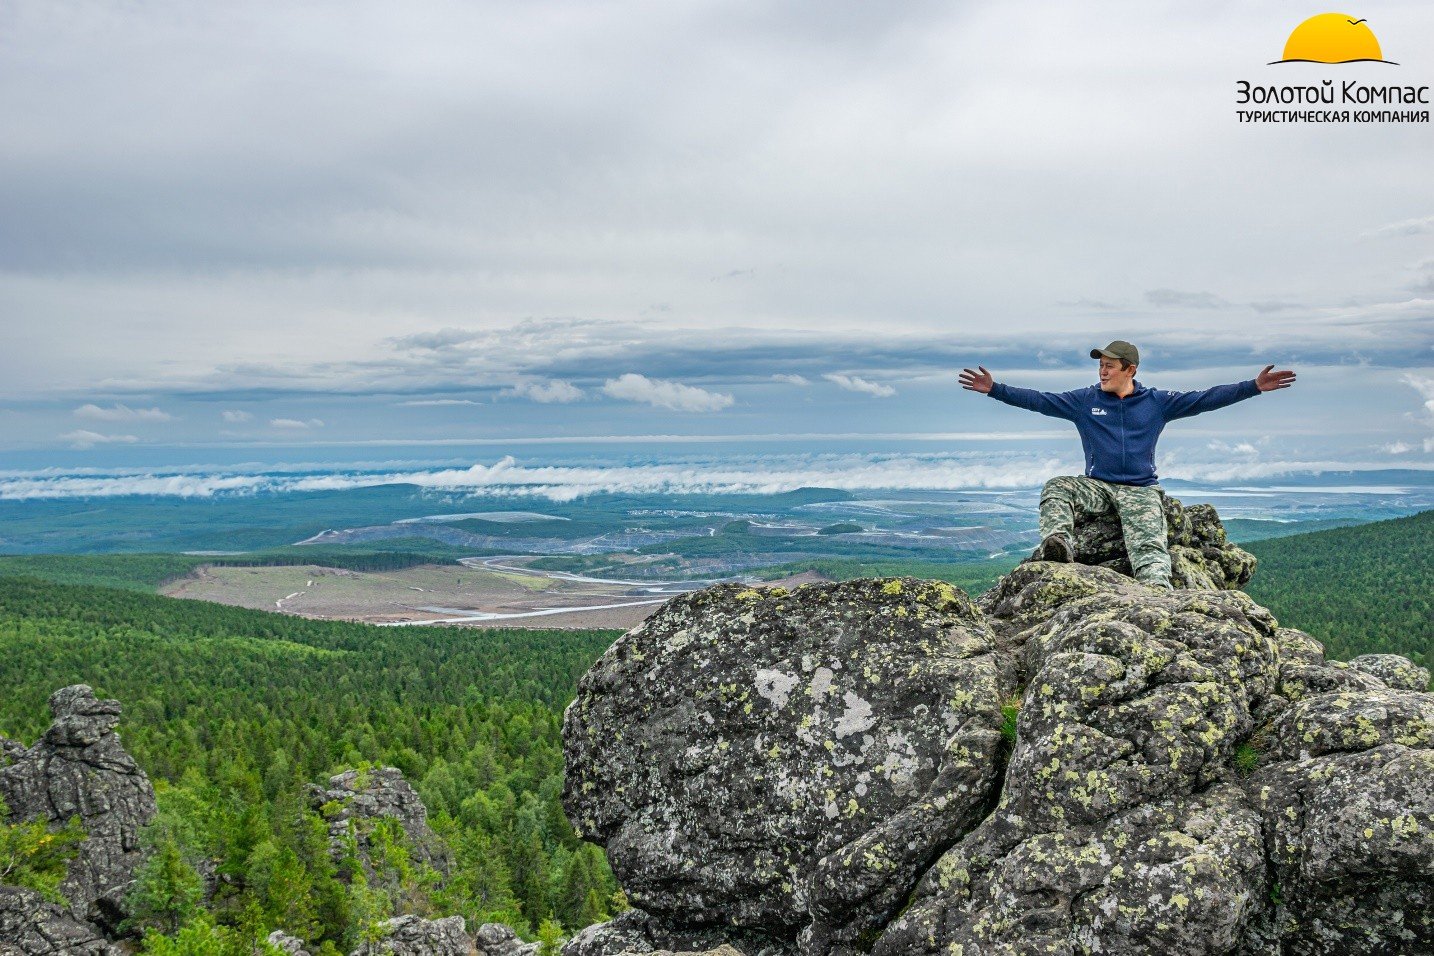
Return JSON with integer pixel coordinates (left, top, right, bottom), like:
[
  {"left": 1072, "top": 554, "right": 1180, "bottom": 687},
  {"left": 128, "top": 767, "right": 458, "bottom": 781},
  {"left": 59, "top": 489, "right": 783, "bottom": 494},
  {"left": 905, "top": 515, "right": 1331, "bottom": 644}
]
[
  {"left": 961, "top": 365, "right": 1082, "bottom": 420},
  {"left": 1158, "top": 365, "right": 1294, "bottom": 420}
]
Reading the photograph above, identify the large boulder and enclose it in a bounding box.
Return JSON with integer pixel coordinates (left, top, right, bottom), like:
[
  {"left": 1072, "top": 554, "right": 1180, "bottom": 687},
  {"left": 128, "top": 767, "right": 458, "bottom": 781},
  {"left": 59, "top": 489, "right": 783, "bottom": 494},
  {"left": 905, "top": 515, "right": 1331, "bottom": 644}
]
[
  {"left": 1062, "top": 492, "right": 1257, "bottom": 589},
  {"left": 563, "top": 578, "right": 1011, "bottom": 952},
  {"left": 0, "top": 685, "right": 156, "bottom": 936},
  {"left": 474, "top": 921, "right": 538, "bottom": 955},
  {"left": 564, "top": 525, "right": 1433, "bottom": 956}
]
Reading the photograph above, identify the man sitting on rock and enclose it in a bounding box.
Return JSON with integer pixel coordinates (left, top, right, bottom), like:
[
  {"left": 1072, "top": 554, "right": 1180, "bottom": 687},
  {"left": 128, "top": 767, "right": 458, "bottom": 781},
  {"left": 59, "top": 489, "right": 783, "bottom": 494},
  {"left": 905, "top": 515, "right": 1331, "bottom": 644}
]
[{"left": 959, "top": 340, "right": 1295, "bottom": 590}]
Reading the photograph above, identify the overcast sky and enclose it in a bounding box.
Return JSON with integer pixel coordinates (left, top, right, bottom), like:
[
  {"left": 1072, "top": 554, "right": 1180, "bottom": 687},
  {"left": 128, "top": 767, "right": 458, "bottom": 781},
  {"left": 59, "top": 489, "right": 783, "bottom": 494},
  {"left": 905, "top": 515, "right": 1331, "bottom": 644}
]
[{"left": 2, "top": 0, "right": 1432, "bottom": 471}]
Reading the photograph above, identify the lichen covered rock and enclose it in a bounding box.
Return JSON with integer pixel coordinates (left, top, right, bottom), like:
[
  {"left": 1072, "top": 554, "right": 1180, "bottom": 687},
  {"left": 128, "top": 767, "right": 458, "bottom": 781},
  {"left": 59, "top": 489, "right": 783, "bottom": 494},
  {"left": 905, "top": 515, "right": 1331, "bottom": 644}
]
[
  {"left": 1348, "top": 652, "right": 1432, "bottom": 692},
  {"left": 564, "top": 518, "right": 1433, "bottom": 956},
  {"left": 875, "top": 569, "right": 1282, "bottom": 954},
  {"left": 563, "top": 578, "right": 1010, "bottom": 946},
  {"left": 1065, "top": 493, "right": 1257, "bottom": 589}
]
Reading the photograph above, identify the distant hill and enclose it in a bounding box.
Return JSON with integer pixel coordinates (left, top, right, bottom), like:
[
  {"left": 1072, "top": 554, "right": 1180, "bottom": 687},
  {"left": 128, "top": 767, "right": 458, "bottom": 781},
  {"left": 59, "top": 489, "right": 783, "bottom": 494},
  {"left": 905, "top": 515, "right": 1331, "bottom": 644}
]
[
  {"left": 1243, "top": 509, "right": 1431, "bottom": 666},
  {"left": 1221, "top": 516, "right": 1365, "bottom": 543}
]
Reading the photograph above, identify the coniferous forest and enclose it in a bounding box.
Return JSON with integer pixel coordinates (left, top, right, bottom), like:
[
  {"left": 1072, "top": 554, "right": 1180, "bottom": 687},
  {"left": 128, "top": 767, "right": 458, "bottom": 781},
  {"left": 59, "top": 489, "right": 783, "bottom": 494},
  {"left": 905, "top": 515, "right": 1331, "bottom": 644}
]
[
  {"left": 1243, "top": 508, "right": 1431, "bottom": 667},
  {"left": 0, "top": 576, "right": 622, "bottom": 953}
]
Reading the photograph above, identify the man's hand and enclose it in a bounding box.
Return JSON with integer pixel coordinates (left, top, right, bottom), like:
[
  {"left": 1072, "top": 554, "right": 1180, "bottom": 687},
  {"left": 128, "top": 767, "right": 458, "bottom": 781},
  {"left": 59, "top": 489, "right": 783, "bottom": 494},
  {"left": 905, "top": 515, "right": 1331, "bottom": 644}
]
[
  {"left": 1255, "top": 364, "right": 1296, "bottom": 392},
  {"left": 959, "top": 366, "right": 994, "bottom": 394}
]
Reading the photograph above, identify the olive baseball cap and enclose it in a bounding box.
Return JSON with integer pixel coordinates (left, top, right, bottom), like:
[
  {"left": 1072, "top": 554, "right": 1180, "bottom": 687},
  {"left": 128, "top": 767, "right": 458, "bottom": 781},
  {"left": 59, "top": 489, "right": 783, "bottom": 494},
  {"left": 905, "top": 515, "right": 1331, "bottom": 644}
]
[{"left": 1090, "top": 340, "right": 1139, "bottom": 365}]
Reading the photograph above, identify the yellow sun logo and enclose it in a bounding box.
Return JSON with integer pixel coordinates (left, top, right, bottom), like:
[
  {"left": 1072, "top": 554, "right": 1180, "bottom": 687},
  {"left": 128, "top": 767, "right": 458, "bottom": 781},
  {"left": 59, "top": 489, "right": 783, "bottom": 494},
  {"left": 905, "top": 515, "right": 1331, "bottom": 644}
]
[{"left": 1270, "top": 13, "right": 1397, "bottom": 65}]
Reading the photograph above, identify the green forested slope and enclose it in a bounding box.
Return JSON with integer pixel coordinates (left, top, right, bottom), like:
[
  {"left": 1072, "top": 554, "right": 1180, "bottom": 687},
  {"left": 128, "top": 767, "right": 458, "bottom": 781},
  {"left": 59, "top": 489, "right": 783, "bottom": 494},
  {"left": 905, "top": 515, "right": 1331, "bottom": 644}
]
[
  {"left": 0, "top": 577, "right": 622, "bottom": 952},
  {"left": 1243, "top": 509, "right": 1431, "bottom": 666}
]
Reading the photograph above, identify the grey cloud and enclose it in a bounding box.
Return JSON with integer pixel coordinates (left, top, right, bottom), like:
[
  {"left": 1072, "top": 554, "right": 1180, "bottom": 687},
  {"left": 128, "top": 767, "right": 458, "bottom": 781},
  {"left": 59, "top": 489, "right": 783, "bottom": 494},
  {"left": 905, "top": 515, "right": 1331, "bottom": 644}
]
[
  {"left": 1145, "top": 289, "right": 1229, "bottom": 310},
  {"left": 1361, "top": 215, "right": 1434, "bottom": 238},
  {"left": 58, "top": 429, "right": 138, "bottom": 449},
  {"left": 31, "top": 304, "right": 1432, "bottom": 405},
  {"left": 1055, "top": 299, "right": 1124, "bottom": 310},
  {"left": 499, "top": 380, "right": 584, "bottom": 403},
  {"left": 3, "top": 0, "right": 1433, "bottom": 450}
]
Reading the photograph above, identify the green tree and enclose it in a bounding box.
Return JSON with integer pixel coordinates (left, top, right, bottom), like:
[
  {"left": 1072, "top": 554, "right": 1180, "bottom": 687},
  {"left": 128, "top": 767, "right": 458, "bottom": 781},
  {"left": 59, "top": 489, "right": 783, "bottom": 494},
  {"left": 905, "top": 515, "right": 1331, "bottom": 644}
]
[
  {"left": 124, "top": 838, "right": 204, "bottom": 935},
  {"left": 0, "top": 798, "right": 86, "bottom": 905},
  {"left": 537, "top": 917, "right": 565, "bottom": 956}
]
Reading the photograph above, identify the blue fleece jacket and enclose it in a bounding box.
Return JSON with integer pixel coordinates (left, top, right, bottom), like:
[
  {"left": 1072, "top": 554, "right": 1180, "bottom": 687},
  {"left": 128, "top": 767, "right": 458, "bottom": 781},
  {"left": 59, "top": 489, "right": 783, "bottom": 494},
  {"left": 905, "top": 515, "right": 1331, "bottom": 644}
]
[{"left": 988, "top": 377, "right": 1262, "bottom": 486}]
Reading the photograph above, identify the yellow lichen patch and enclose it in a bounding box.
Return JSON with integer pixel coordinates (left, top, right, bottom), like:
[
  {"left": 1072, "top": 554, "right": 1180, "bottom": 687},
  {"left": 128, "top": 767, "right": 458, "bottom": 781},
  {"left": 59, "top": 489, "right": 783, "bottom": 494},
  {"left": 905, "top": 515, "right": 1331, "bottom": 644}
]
[{"left": 882, "top": 580, "right": 903, "bottom": 595}]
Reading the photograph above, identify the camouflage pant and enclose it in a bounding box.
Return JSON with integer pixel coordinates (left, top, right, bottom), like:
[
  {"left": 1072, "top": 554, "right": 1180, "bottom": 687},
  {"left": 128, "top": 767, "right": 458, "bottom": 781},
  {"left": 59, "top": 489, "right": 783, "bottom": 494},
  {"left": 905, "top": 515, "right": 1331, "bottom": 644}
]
[{"left": 1038, "top": 475, "right": 1172, "bottom": 589}]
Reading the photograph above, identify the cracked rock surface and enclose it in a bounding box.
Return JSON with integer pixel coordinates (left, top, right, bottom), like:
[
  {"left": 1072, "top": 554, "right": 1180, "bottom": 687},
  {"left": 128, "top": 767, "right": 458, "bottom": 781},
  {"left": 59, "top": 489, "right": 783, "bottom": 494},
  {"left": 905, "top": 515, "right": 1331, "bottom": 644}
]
[
  {"left": 563, "top": 502, "right": 1432, "bottom": 956},
  {"left": 563, "top": 578, "right": 1010, "bottom": 952}
]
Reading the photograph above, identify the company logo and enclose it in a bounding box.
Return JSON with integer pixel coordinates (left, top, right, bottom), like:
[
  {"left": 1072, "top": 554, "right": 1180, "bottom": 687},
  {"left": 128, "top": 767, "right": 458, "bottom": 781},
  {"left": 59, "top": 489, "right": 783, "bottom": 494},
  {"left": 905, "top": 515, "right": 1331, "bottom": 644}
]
[
  {"left": 1090, "top": 408, "right": 1107, "bottom": 417},
  {"left": 1269, "top": 13, "right": 1397, "bottom": 65},
  {"left": 1235, "top": 13, "right": 1427, "bottom": 124}
]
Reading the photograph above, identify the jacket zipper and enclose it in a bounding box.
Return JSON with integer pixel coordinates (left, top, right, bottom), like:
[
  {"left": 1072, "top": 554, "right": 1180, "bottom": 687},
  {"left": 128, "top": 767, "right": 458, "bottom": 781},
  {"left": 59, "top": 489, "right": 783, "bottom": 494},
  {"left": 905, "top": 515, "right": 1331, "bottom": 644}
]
[{"left": 1119, "top": 400, "right": 1126, "bottom": 476}]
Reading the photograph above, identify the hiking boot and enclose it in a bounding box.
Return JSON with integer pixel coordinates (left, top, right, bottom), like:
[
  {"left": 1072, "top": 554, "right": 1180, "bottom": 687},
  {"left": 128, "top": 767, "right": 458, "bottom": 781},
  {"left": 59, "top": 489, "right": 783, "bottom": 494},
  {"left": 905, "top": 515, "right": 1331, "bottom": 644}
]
[{"left": 1033, "top": 533, "right": 1075, "bottom": 563}]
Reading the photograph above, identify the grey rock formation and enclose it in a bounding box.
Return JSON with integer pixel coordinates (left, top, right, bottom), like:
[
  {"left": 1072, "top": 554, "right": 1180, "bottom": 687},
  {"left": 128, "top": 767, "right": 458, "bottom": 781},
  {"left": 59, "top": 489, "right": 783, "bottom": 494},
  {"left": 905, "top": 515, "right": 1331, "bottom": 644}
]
[
  {"left": 0, "top": 887, "right": 119, "bottom": 955},
  {"left": 349, "top": 914, "right": 473, "bottom": 955},
  {"left": 564, "top": 533, "right": 1433, "bottom": 956},
  {"left": 309, "top": 766, "right": 451, "bottom": 878},
  {"left": 562, "top": 909, "right": 792, "bottom": 956},
  {"left": 1348, "top": 652, "right": 1432, "bottom": 691},
  {"left": 0, "top": 685, "right": 156, "bottom": 936},
  {"left": 1061, "top": 492, "right": 1257, "bottom": 589},
  {"left": 474, "top": 921, "right": 538, "bottom": 955},
  {"left": 563, "top": 578, "right": 1010, "bottom": 951},
  {"left": 267, "top": 929, "right": 314, "bottom": 955}
]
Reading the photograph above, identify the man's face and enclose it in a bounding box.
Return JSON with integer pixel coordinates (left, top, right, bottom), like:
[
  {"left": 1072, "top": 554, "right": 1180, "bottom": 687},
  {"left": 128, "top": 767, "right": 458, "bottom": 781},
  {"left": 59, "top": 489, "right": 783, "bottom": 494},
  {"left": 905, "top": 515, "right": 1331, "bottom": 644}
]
[{"left": 1097, "top": 357, "right": 1136, "bottom": 392}]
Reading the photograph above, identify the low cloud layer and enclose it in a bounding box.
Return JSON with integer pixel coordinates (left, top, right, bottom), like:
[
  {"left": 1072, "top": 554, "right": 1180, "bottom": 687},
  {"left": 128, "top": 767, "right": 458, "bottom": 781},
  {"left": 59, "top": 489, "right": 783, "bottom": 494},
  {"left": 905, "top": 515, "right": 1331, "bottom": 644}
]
[{"left": 3, "top": 452, "right": 1428, "bottom": 502}]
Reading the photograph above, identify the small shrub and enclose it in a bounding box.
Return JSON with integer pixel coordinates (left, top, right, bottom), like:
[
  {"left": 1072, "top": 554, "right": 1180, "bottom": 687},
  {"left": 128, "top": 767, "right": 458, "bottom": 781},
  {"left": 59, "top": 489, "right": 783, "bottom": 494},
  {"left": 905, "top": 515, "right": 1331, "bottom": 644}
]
[{"left": 999, "top": 694, "right": 1022, "bottom": 745}]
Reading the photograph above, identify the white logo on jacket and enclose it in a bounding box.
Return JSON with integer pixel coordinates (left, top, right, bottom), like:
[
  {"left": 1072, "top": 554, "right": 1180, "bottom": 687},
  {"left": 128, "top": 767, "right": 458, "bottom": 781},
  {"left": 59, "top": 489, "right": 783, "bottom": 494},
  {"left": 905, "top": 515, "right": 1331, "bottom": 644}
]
[{"left": 1090, "top": 407, "right": 1107, "bottom": 416}]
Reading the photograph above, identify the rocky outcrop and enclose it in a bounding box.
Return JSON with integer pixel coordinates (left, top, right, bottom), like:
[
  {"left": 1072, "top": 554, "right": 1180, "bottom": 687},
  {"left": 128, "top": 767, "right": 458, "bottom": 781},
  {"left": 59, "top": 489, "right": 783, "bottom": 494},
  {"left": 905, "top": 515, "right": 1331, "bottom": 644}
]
[
  {"left": 563, "top": 578, "right": 1010, "bottom": 954},
  {"left": 267, "top": 930, "right": 313, "bottom": 955},
  {"left": 562, "top": 909, "right": 790, "bottom": 956},
  {"left": 1065, "top": 492, "right": 1257, "bottom": 589},
  {"left": 1347, "top": 652, "right": 1431, "bottom": 691},
  {"left": 0, "top": 887, "right": 119, "bottom": 955},
  {"left": 350, "top": 914, "right": 473, "bottom": 955},
  {"left": 308, "top": 766, "right": 451, "bottom": 879},
  {"left": 0, "top": 685, "right": 156, "bottom": 937},
  {"left": 563, "top": 503, "right": 1433, "bottom": 956},
  {"left": 474, "top": 921, "right": 539, "bottom": 955}
]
